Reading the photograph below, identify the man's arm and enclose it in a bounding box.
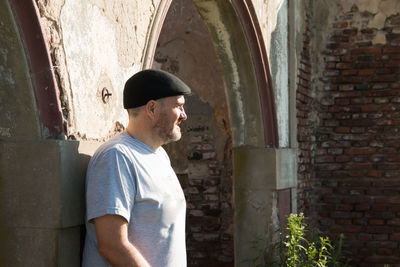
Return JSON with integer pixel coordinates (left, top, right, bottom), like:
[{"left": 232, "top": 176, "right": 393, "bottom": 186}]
[{"left": 94, "top": 214, "right": 151, "bottom": 267}]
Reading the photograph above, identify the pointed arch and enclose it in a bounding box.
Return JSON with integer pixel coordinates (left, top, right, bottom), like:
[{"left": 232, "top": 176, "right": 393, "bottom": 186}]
[
  {"left": 9, "top": 0, "right": 64, "bottom": 138},
  {"left": 143, "top": 0, "right": 278, "bottom": 148}
]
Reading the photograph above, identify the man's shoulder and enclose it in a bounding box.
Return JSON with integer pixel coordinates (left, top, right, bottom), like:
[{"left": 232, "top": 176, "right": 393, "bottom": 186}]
[
  {"left": 91, "top": 134, "right": 130, "bottom": 159},
  {"left": 93, "top": 133, "right": 150, "bottom": 159}
]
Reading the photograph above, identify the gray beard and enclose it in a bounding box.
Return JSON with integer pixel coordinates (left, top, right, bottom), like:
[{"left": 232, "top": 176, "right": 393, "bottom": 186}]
[{"left": 154, "top": 119, "right": 181, "bottom": 145}]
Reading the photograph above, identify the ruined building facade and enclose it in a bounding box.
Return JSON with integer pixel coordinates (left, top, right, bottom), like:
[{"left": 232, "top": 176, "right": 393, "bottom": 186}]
[{"left": 0, "top": 0, "right": 399, "bottom": 266}]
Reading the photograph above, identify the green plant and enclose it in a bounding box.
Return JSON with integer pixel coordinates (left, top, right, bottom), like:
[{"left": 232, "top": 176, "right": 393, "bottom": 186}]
[{"left": 252, "top": 213, "right": 350, "bottom": 267}]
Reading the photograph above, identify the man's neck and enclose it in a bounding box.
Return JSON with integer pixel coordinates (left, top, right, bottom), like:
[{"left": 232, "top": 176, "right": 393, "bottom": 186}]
[{"left": 125, "top": 124, "right": 161, "bottom": 150}]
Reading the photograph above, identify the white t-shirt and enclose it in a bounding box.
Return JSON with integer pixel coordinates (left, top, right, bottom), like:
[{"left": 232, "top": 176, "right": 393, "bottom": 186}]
[{"left": 82, "top": 133, "right": 187, "bottom": 267}]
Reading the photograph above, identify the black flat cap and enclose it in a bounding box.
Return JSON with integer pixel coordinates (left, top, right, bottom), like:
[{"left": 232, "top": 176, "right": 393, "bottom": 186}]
[{"left": 123, "top": 69, "right": 191, "bottom": 109}]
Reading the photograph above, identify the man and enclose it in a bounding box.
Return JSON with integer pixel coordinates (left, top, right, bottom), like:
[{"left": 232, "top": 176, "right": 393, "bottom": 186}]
[{"left": 82, "top": 69, "right": 191, "bottom": 267}]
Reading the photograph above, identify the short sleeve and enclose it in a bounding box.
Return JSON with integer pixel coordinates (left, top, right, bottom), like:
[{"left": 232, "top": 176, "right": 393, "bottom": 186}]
[{"left": 86, "top": 147, "right": 136, "bottom": 223}]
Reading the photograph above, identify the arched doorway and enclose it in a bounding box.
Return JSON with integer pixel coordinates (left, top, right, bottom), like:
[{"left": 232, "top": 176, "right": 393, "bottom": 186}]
[
  {"left": 145, "top": 0, "right": 282, "bottom": 265},
  {"left": 154, "top": 0, "right": 234, "bottom": 265}
]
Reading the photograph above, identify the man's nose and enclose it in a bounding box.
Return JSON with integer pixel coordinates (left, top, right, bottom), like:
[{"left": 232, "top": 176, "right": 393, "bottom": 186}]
[{"left": 180, "top": 107, "right": 187, "bottom": 120}]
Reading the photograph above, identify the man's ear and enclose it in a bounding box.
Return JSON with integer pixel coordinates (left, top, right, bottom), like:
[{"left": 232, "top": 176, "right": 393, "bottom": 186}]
[{"left": 144, "top": 100, "right": 158, "bottom": 120}]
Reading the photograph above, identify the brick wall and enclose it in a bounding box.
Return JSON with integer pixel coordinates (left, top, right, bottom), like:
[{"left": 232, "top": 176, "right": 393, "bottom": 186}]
[
  {"left": 298, "top": 7, "right": 400, "bottom": 266},
  {"left": 297, "top": 9, "right": 317, "bottom": 218},
  {"left": 175, "top": 95, "right": 234, "bottom": 266}
]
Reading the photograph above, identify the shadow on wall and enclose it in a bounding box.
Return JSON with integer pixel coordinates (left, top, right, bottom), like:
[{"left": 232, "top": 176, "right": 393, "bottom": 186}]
[{"left": 0, "top": 140, "right": 99, "bottom": 266}]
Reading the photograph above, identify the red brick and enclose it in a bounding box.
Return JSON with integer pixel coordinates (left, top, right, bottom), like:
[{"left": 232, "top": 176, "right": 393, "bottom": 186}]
[
  {"left": 358, "top": 233, "right": 372, "bottom": 241},
  {"left": 353, "top": 218, "right": 368, "bottom": 225},
  {"left": 373, "top": 181, "right": 400, "bottom": 187},
  {"left": 336, "top": 62, "right": 352, "bottom": 69},
  {"left": 366, "top": 241, "right": 397, "bottom": 249},
  {"left": 325, "top": 62, "right": 336, "bottom": 69},
  {"left": 355, "top": 204, "right": 370, "bottom": 211},
  {"left": 388, "top": 17, "right": 400, "bottom": 25},
  {"left": 343, "top": 196, "right": 373, "bottom": 204},
  {"left": 344, "top": 147, "right": 376, "bottom": 154},
  {"left": 385, "top": 61, "right": 400, "bottom": 67},
  {"left": 359, "top": 69, "right": 374, "bottom": 76},
  {"left": 333, "top": 225, "right": 362, "bottom": 233},
  {"left": 342, "top": 69, "right": 358, "bottom": 75},
  {"left": 324, "top": 55, "right": 340, "bottom": 62},
  {"left": 377, "top": 163, "right": 400, "bottom": 170},
  {"left": 361, "top": 105, "right": 379, "bottom": 112},
  {"left": 369, "top": 219, "right": 385, "bottom": 225},
  {"left": 367, "top": 189, "right": 382, "bottom": 195},
  {"left": 383, "top": 189, "right": 399, "bottom": 196},
  {"left": 365, "top": 89, "right": 398, "bottom": 97},
  {"left": 383, "top": 47, "right": 400, "bottom": 53},
  {"left": 373, "top": 234, "right": 389, "bottom": 241},
  {"left": 351, "top": 47, "right": 382, "bottom": 54},
  {"left": 337, "top": 204, "right": 353, "bottom": 211},
  {"left": 386, "top": 141, "right": 400, "bottom": 147},
  {"left": 315, "top": 155, "right": 335, "bottom": 163},
  {"left": 388, "top": 219, "right": 400, "bottom": 226},
  {"left": 343, "top": 28, "right": 358, "bottom": 36},
  {"left": 365, "top": 256, "right": 399, "bottom": 265},
  {"left": 335, "top": 219, "right": 352, "bottom": 225},
  {"left": 350, "top": 97, "right": 373, "bottom": 104},
  {"left": 390, "top": 82, "right": 400, "bottom": 89},
  {"left": 335, "top": 98, "right": 349, "bottom": 105},
  {"left": 375, "top": 68, "right": 392, "bottom": 75},
  {"left": 375, "top": 197, "right": 400, "bottom": 204},
  {"left": 299, "top": 70, "right": 311, "bottom": 80},
  {"left": 348, "top": 171, "right": 365, "bottom": 177},
  {"left": 336, "top": 155, "right": 351, "bottom": 162},
  {"left": 366, "top": 226, "right": 393, "bottom": 234},
  {"left": 341, "top": 55, "right": 356, "bottom": 62},
  {"left": 334, "top": 48, "right": 348, "bottom": 55},
  {"left": 371, "top": 205, "right": 387, "bottom": 211},
  {"left": 324, "top": 70, "right": 340, "bottom": 77},
  {"left": 390, "top": 233, "right": 400, "bottom": 241},
  {"left": 341, "top": 119, "right": 374, "bottom": 127},
  {"left": 334, "top": 21, "right": 348, "bottom": 28},
  {"left": 356, "top": 62, "right": 383, "bottom": 68},
  {"left": 367, "top": 171, "right": 383, "bottom": 178},
  {"left": 387, "top": 156, "right": 400, "bottom": 162}
]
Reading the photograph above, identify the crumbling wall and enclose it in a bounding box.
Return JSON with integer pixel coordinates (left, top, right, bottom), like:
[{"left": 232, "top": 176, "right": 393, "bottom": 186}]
[
  {"left": 298, "top": 0, "right": 400, "bottom": 265},
  {"left": 36, "top": 0, "right": 159, "bottom": 141}
]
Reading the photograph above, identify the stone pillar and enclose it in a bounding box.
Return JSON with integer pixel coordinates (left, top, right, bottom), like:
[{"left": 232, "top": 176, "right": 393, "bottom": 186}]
[
  {"left": 233, "top": 147, "right": 297, "bottom": 265},
  {"left": 0, "top": 140, "right": 100, "bottom": 266}
]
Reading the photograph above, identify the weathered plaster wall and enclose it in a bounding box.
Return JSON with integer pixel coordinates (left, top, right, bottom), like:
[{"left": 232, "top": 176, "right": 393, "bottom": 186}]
[
  {"left": 36, "top": 0, "right": 163, "bottom": 140},
  {"left": 252, "top": 0, "right": 291, "bottom": 147},
  {"left": 270, "top": 0, "right": 289, "bottom": 147}
]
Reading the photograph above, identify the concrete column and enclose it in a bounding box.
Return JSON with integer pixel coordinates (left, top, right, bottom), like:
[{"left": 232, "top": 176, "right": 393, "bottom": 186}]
[
  {"left": 0, "top": 140, "right": 100, "bottom": 267},
  {"left": 233, "top": 146, "right": 296, "bottom": 266}
]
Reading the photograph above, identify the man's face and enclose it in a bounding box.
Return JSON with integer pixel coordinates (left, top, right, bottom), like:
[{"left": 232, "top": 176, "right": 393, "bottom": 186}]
[{"left": 154, "top": 95, "right": 187, "bottom": 145}]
